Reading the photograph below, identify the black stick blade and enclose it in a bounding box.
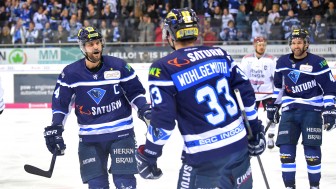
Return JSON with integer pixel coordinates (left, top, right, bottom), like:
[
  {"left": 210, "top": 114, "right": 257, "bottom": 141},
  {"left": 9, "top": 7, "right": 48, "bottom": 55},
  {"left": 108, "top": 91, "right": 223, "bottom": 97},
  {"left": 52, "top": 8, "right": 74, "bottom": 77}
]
[
  {"left": 24, "top": 164, "right": 52, "bottom": 178},
  {"left": 24, "top": 151, "right": 57, "bottom": 178}
]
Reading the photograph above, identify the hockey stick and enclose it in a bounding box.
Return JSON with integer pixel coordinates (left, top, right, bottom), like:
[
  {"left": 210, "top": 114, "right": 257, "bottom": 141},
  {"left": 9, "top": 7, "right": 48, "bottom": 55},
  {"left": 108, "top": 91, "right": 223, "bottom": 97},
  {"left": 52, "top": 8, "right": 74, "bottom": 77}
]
[
  {"left": 234, "top": 89, "right": 270, "bottom": 189},
  {"left": 24, "top": 150, "right": 57, "bottom": 178}
]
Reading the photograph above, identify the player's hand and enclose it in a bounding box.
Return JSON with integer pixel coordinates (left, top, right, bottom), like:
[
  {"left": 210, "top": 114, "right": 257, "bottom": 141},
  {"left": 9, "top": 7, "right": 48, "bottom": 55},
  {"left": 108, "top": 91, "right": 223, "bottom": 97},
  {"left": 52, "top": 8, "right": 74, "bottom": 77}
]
[
  {"left": 135, "top": 145, "right": 162, "bottom": 179},
  {"left": 266, "top": 103, "right": 280, "bottom": 124},
  {"left": 138, "top": 104, "right": 151, "bottom": 126},
  {"left": 44, "top": 125, "right": 66, "bottom": 156},
  {"left": 322, "top": 108, "right": 336, "bottom": 131},
  {"left": 248, "top": 120, "right": 266, "bottom": 156}
]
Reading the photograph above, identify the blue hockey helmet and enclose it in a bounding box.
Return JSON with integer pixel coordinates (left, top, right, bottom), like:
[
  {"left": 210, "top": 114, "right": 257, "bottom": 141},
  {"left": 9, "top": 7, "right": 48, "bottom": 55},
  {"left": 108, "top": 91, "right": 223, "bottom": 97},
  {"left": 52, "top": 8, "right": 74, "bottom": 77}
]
[
  {"left": 77, "top": 26, "right": 105, "bottom": 62},
  {"left": 162, "top": 8, "right": 199, "bottom": 42},
  {"left": 288, "top": 29, "right": 310, "bottom": 49}
]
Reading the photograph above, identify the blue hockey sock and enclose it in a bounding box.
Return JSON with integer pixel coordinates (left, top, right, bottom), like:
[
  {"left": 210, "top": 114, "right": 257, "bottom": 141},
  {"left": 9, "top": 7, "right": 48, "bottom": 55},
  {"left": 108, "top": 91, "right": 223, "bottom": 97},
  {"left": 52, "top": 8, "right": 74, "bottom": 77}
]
[
  {"left": 280, "top": 145, "right": 296, "bottom": 187},
  {"left": 304, "top": 145, "right": 321, "bottom": 186}
]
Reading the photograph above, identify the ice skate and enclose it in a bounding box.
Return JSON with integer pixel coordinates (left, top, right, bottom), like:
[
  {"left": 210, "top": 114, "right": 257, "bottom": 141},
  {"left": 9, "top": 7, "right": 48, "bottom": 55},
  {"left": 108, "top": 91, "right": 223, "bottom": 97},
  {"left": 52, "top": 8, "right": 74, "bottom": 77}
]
[{"left": 267, "top": 133, "right": 275, "bottom": 149}]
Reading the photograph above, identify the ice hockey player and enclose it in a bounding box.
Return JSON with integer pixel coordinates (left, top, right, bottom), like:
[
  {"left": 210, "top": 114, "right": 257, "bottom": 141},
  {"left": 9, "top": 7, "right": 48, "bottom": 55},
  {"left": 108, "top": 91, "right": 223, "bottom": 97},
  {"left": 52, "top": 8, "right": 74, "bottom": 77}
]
[
  {"left": 135, "top": 8, "right": 266, "bottom": 189},
  {"left": 43, "top": 26, "right": 151, "bottom": 189},
  {"left": 267, "top": 29, "right": 336, "bottom": 189},
  {"left": 239, "top": 36, "right": 278, "bottom": 149}
]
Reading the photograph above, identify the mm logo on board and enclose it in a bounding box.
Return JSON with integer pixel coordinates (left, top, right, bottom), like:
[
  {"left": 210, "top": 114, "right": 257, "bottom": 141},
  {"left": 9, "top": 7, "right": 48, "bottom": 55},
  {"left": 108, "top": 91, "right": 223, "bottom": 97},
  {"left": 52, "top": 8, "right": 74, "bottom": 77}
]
[{"left": 38, "top": 48, "right": 61, "bottom": 64}]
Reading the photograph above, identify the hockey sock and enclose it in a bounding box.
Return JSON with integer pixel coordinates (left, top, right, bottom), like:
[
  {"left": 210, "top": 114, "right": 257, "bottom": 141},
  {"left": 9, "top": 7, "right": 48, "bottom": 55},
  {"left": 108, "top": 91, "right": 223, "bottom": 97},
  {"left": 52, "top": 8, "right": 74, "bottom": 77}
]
[
  {"left": 304, "top": 145, "right": 321, "bottom": 187},
  {"left": 280, "top": 145, "right": 296, "bottom": 187}
]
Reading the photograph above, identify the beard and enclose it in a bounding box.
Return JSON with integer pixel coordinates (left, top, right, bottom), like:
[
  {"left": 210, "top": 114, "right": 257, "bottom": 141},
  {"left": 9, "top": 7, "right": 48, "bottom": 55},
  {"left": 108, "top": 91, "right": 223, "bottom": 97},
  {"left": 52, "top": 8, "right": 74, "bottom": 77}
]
[
  {"left": 87, "top": 50, "right": 102, "bottom": 63},
  {"left": 292, "top": 47, "right": 305, "bottom": 58}
]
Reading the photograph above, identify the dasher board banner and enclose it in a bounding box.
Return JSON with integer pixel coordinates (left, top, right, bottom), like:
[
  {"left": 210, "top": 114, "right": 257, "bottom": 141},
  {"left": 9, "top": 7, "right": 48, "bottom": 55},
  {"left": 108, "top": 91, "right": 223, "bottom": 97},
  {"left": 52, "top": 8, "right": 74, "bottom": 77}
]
[{"left": 14, "top": 74, "right": 58, "bottom": 103}]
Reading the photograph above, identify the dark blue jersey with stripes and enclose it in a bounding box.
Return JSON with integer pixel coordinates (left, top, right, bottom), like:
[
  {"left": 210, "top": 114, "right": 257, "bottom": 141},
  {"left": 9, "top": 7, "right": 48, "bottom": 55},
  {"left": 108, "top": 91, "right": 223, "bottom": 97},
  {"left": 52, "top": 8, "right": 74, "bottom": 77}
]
[
  {"left": 274, "top": 52, "right": 336, "bottom": 111},
  {"left": 51, "top": 55, "right": 147, "bottom": 142},
  {"left": 143, "top": 45, "right": 258, "bottom": 165}
]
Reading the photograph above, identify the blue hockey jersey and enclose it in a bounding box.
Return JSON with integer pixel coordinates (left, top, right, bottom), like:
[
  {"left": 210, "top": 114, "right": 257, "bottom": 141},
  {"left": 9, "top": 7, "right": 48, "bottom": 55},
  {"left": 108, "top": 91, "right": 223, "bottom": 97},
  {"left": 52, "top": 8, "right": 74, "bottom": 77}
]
[
  {"left": 274, "top": 53, "right": 336, "bottom": 111},
  {"left": 51, "top": 55, "right": 147, "bottom": 142},
  {"left": 144, "top": 46, "right": 258, "bottom": 165}
]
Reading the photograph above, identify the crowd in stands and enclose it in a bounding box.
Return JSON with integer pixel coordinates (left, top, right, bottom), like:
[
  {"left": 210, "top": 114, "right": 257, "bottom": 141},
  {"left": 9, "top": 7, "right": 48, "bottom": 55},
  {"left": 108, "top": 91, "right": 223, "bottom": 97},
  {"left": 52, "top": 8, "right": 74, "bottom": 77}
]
[{"left": 0, "top": 0, "right": 336, "bottom": 46}]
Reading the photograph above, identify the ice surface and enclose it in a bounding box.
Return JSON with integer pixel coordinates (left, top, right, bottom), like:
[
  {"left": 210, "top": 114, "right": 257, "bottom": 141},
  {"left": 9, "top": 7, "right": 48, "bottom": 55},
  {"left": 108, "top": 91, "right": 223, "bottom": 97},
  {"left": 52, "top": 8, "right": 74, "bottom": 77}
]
[{"left": 0, "top": 109, "right": 335, "bottom": 189}]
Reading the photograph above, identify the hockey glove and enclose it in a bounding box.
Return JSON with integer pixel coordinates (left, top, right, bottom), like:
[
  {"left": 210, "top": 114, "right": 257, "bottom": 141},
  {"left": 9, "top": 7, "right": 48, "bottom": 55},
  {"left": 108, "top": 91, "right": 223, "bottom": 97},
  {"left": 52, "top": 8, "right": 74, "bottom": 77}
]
[
  {"left": 138, "top": 104, "right": 151, "bottom": 127},
  {"left": 248, "top": 120, "right": 266, "bottom": 156},
  {"left": 322, "top": 108, "right": 336, "bottom": 131},
  {"left": 266, "top": 103, "right": 280, "bottom": 124},
  {"left": 44, "top": 125, "right": 66, "bottom": 156},
  {"left": 135, "top": 145, "right": 162, "bottom": 179}
]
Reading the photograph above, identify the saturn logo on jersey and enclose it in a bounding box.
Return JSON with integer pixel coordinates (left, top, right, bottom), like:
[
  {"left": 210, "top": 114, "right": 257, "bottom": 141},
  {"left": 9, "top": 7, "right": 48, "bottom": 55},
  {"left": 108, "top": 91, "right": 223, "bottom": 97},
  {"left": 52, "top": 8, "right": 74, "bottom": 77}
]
[{"left": 167, "top": 57, "right": 190, "bottom": 67}]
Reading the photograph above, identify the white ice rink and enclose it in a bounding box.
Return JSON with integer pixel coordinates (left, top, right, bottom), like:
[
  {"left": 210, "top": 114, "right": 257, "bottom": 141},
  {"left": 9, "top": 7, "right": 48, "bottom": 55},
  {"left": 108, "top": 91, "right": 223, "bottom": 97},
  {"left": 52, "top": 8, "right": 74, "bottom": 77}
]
[{"left": 1, "top": 108, "right": 336, "bottom": 189}]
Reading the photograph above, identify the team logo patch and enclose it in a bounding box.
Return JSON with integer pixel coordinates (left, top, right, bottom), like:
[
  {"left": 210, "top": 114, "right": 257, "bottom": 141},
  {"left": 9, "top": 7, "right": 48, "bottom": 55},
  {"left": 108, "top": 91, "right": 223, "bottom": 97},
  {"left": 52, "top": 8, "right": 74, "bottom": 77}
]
[
  {"left": 288, "top": 70, "right": 300, "bottom": 84},
  {"left": 148, "top": 126, "right": 169, "bottom": 142},
  {"left": 87, "top": 88, "right": 106, "bottom": 105},
  {"left": 104, "top": 70, "right": 120, "bottom": 79}
]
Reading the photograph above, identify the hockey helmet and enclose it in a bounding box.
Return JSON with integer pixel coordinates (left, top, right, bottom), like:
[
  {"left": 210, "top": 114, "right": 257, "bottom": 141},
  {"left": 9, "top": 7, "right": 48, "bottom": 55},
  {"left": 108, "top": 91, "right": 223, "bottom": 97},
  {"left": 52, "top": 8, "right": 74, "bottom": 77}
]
[
  {"left": 288, "top": 29, "right": 310, "bottom": 46},
  {"left": 77, "top": 26, "right": 105, "bottom": 51},
  {"left": 162, "top": 8, "right": 199, "bottom": 41},
  {"left": 253, "top": 36, "right": 267, "bottom": 44}
]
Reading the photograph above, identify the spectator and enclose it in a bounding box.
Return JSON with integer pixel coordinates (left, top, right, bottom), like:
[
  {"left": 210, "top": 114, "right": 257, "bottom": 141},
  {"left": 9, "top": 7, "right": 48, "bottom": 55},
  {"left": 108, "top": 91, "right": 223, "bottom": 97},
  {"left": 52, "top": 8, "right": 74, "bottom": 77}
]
[
  {"left": 154, "top": 21, "right": 164, "bottom": 46},
  {"left": 52, "top": 24, "right": 68, "bottom": 43},
  {"left": 19, "top": 2, "right": 32, "bottom": 29},
  {"left": 10, "top": 18, "right": 26, "bottom": 44},
  {"left": 0, "top": 25, "right": 12, "bottom": 44},
  {"left": 282, "top": 9, "right": 301, "bottom": 39},
  {"left": 138, "top": 13, "right": 155, "bottom": 43},
  {"left": 0, "top": 5, "right": 8, "bottom": 28},
  {"left": 110, "top": 19, "right": 121, "bottom": 42},
  {"left": 220, "top": 20, "right": 238, "bottom": 43},
  {"left": 85, "top": 3, "right": 100, "bottom": 28},
  {"left": 210, "top": 5, "right": 222, "bottom": 36},
  {"left": 67, "top": 14, "right": 82, "bottom": 42},
  {"left": 249, "top": 2, "right": 266, "bottom": 23},
  {"left": 221, "top": 8, "right": 234, "bottom": 30},
  {"left": 297, "top": 0, "right": 312, "bottom": 28},
  {"left": 203, "top": 0, "right": 220, "bottom": 18},
  {"left": 25, "top": 21, "right": 39, "bottom": 44},
  {"left": 311, "top": 0, "right": 325, "bottom": 17},
  {"left": 146, "top": 3, "right": 159, "bottom": 25},
  {"left": 236, "top": 4, "right": 250, "bottom": 41},
  {"left": 324, "top": 1, "right": 336, "bottom": 40},
  {"left": 68, "top": 0, "right": 84, "bottom": 21},
  {"left": 266, "top": 3, "right": 280, "bottom": 35},
  {"left": 99, "top": 19, "right": 109, "bottom": 42},
  {"left": 41, "top": 22, "right": 53, "bottom": 43},
  {"left": 279, "top": 1, "right": 290, "bottom": 18},
  {"left": 202, "top": 19, "right": 218, "bottom": 46},
  {"left": 33, "top": 5, "right": 48, "bottom": 31},
  {"left": 309, "top": 14, "right": 328, "bottom": 43},
  {"left": 269, "top": 16, "right": 284, "bottom": 43},
  {"left": 251, "top": 15, "right": 268, "bottom": 41},
  {"left": 227, "top": 0, "right": 241, "bottom": 18},
  {"left": 101, "top": 4, "right": 115, "bottom": 28}
]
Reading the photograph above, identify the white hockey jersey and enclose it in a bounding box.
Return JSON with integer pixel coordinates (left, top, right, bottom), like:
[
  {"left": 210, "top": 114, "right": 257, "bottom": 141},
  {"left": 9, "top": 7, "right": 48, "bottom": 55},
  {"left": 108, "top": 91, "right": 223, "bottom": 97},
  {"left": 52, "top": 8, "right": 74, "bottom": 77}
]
[{"left": 239, "top": 53, "right": 278, "bottom": 101}]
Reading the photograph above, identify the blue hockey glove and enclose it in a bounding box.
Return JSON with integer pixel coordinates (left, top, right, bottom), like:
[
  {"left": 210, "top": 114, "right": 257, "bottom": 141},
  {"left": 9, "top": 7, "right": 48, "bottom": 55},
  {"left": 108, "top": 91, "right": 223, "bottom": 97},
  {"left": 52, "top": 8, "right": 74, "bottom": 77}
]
[
  {"left": 248, "top": 120, "right": 266, "bottom": 156},
  {"left": 266, "top": 103, "right": 280, "bottom": 124},
  {"left": 138, "top": 104, "right": 151, "bottom": 126},
  {"left": 322, "top": 108, "right": 336, "bottom": 131},
  {"left": 135, "top": 145, "right": 162, "bottom": 179},
  {"left": 44, "top": 125, "right": 66, "bottom": 156}
]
